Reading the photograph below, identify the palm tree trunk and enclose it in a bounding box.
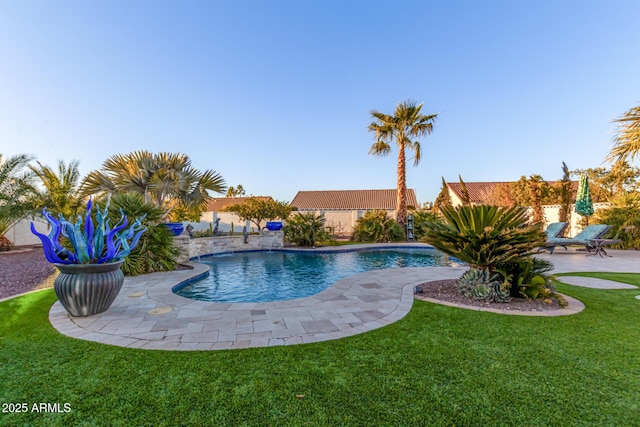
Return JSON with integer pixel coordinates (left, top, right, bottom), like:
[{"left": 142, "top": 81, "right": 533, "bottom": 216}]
[{"left": 396, "top": 143, "right": 407, "bottom": 226}]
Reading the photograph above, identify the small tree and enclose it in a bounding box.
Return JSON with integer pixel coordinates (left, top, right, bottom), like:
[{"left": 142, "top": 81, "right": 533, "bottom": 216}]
[
  {"left": 481, "top": 183, "right": 514, "bottom": 207},
  {"left": 458, "top": 175, "right": 471, "bottom": 206},
  {"left": 0, "top": 154, "right": 37, "bottom": 245},
  {"left": 432, "top": 177, "right": 452, "bottom": 214},
  {"left": 528, "top": 174, "right": 545, "bottom": 224},
  {"left": 221, "top": 198, "right": 292, "bottom": 230},
  {"left": 30, "top": 159, "right": 83, "bottom": 219},
  {"left": 558, "top": 162, "right": 572, "bottom": 226}
]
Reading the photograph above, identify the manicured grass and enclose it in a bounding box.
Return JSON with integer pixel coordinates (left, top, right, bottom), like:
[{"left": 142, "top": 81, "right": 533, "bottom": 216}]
[{"left": 1, "top": 277, "right": 639, "bottom": 426}]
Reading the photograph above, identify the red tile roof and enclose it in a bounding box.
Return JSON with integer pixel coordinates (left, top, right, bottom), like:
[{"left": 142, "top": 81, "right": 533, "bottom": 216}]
[
  {"left": 206, "top": 196, "right": 273, "bottom": 212},
  {"left": 447, "top": 181, "right": 578, "bottom": 205},
  {"left": 290, "top": 189, "right": 418, "bottom": 210}
]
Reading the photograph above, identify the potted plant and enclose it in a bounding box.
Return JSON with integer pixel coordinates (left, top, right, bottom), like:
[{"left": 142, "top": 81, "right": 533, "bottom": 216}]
[
  {"left": 30, "top": 198, "right": 146, "bottom": 317},
  {"left": 265, "top": 221, "right": 283, "bottom": 231}
]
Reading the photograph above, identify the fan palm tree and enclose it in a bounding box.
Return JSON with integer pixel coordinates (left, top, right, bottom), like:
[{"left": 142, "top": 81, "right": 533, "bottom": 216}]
[
  {"left": 368, "top": 99, "right": 437, "bottom": 225},
  {"left": 30, "top": 159, "right": 83, "bottom": 219},
  {"left": 0, "top": 153, "right": 37, "bottom": 242},
  {"left": 80, "top": 151, "right": 226, "bottom": 220},
  {"left": 607, "top": 104, "right": 640, "bottom": 164}
]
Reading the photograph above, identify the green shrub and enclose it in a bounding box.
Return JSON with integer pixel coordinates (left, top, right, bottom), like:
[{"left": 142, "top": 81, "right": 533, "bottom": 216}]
[
  {"left": 106, "top": 193, "right": 179, "bottom": 276},
  {"left": 494, "top": 257, "right": 565, "bottom": 305},
  {"left": 284, "top": 212, "right": 328, "bottom": 247},
  {"left": 351, "top": 210, "right": 405, "bottom": 243},
  {"left": 191, "top": 228, "right": 213, "bottom": 238},
  {"left": 592, "top": 193, "right": 640, "bottom": 249},
  {"left": 410, "top": 209, "right": 441, "bottom": 240},
  {"left": 421, "top": 205, "right": 546, "bottom": 270}
]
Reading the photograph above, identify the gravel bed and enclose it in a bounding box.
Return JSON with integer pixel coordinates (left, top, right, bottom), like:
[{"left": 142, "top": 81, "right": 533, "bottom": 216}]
[
  {"left": 416, "top": 279, "right": 563, "bottom": 311},
  {"left": 0, "top": 249, "right": 57, "bottom": 299}
]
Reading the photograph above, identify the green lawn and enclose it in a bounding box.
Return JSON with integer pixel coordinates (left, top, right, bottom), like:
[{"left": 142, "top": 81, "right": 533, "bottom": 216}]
[{"left": 1, "top": 275, "right": 639, "bottom": 426}]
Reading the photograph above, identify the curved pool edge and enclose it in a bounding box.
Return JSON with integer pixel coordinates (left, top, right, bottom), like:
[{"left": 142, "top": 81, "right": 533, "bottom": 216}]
[
  {"left": 189, "top": 242, "right": 439, "bottom": 260},
  {"left": 49, "top": 264, "right": 468, "bottom": 351}
]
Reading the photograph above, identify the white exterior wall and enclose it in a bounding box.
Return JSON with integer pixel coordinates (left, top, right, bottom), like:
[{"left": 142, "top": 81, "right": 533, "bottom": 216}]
[
  {"left": 540, "top": 203, "right": 610, "bottom": 237},
  {"left": 294, "top": 209, "right": 396, "bottom": 235},
  {"left": 198, "top": 211, "right": 253, "bottom": 233},
  {"left": 3, "top": 217, "right": 50, "bottom": 246}
]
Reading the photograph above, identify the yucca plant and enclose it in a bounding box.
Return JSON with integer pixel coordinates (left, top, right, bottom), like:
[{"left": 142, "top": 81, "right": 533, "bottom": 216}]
[
  {"left": 421, "top": 205, "right": 546, "bottom": 271},
  {"left": 351, "top": 210, "right": 405, "bottom": 243}
]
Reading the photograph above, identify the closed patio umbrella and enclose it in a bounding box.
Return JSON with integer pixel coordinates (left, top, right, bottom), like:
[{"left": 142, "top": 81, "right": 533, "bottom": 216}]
[{"left": 575, "top": 173, "right": 594, "bottom": 225}]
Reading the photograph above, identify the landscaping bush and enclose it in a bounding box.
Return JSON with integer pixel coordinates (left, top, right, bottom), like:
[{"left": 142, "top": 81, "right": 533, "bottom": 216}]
[
  {"left": 592, "top": 193, "right": 640, "bottom": 249},
  {"left": 410, "top": 209, "right": 441, "bottom": 240},
  {"left": 494, "top": 257, "right": 564, "bottom": 304},
  {"left": 105, "top": 193, "right": 179, "bottom": 276},
  {"left": 284, "top": 212, "right": 328, "bottom": 247},
  {"left": 351, "top": 210, "right": 405, "bottom": 243}
]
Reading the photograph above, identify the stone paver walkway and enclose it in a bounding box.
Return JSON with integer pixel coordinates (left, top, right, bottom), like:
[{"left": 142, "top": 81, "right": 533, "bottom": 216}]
[
  {"left": 47, "top": 245, "right": 640, "bottom": 351},
  {"left": 50, "top": 255, "right": 469, "bottom": 350},
  {"left": 556, "top": 276, "right": 638, "bottom": 289}
]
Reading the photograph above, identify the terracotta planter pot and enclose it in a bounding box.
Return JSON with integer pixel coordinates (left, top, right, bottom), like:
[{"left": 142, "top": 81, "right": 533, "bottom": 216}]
[{"left": 53, "top": 261, "right": 125, "bottom": 317}]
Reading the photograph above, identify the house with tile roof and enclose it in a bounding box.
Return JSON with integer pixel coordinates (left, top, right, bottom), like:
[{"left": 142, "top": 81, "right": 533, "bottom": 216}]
[
  {"left": 290, "top": 189, "right": 418, "bottom": 236},
  {"left": 445, "top": 181, "right": 579, "bottom": 206},
  {"left": 444, "top": 180, "right": 607, "bottom": 237}
]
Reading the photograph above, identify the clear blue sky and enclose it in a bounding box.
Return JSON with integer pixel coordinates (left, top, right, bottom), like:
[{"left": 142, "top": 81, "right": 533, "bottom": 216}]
[{"left": 1, "top": 1, "right": 639, "bottom": 204}]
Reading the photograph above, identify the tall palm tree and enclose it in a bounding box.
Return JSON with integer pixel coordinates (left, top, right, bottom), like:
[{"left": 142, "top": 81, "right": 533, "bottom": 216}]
[
  {"left": 0, "top": 153, "right": 37, "bottom": 242},
  {"left": 80, "top": 151, "right": 226, "bottom": 219},
  {"left": 368, "top": 99, "right": 437, "bottom": 225},
  {"left": 607, "top": 104, "right": 640, "bottom": 164},
  {"left": 30, "top": 159, "right": 83, "bottom": 218}
]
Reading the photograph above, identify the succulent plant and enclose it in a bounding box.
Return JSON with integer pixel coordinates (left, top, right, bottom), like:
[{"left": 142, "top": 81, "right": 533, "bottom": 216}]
[
  {"left": 457, "top": 268, "right": 511, "bottom": 303},
  {"left": 30, "top": 198, "right": 146, "bottom": 265}
]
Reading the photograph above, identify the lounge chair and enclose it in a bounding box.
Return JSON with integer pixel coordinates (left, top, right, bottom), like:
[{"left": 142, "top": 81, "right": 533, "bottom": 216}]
[
  {"left": 543, "top": 224, "right": 612, "bottom": 254},
  {"left": 544, "top": 222, "right": 568, "bottom": 240}
]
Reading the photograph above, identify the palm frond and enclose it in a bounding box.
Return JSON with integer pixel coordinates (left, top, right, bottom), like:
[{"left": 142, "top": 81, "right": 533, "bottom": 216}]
[{"left": 607, "top": 105, "right": 640, "bottom": 163}]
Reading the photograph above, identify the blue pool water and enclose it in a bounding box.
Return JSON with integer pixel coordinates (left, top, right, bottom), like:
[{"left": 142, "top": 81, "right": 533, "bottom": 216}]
[{"left": 174, "top": 248, "right": 458, "bottom": 303}]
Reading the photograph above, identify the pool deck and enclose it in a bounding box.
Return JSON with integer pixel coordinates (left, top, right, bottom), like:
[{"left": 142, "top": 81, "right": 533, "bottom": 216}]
[{"left": 47, "top": 244, "right": 640, "bottom": 351}]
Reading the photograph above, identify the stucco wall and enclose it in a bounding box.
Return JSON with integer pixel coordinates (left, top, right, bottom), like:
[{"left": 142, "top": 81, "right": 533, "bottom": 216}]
[
  {"left": 197, "top": 212, "right": 256, "bottom": 233},
  {"left": 3, "top": 217, "right": 49, "bottom": 247},
  {"left": 294, "top": 209, "right": 396, "bottom": 235}
]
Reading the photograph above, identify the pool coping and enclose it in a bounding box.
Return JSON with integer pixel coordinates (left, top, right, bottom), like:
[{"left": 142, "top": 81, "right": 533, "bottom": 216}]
[
  {"left": 47, "top": 244, "right": 586, "bottom": 351},
  {"left": 49, "top": 263, "right": 468, "bottom": 351}
]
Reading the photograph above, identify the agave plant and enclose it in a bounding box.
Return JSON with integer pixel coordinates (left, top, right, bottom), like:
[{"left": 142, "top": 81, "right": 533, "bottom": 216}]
[
  {"left": 30, "top": 198, "right": 146, "bottom": 265},
  {"left": 456, "top": 268, "right": 511, "bottom": 303}
]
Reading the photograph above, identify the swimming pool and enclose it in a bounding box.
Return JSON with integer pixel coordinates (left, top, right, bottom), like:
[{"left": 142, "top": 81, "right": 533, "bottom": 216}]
[{"left": 174, "top": 247, "right": 459, "bottom": 303}]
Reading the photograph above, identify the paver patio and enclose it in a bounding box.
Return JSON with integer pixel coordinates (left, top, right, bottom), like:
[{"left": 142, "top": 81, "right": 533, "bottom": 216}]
[{"left": 47, "top": 245, "right": 640, "bottom": 351}]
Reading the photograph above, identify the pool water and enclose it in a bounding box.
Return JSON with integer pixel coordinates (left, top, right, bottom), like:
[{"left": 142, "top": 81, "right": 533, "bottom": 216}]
[{"left": 174, "top": 248, "right": 458, "bottom": 303}]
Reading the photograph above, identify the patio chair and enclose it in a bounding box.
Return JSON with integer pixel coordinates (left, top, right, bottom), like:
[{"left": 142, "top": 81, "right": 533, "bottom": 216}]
[
  {"left": 543, "top": 224, "right": 612, "bottom": 254},
  {"left": 544, "top": 222, "right": 568, "bottom": 240}
]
